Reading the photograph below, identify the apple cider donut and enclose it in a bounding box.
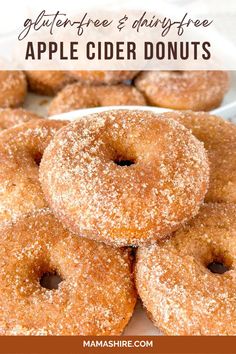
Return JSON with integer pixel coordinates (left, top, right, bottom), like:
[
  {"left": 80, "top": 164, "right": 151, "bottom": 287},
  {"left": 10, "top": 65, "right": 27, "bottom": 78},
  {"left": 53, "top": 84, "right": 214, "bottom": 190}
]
[
  {"left": 25, "top": 71, "right": 74, "bottom": 96},
  {"left": 0, "top": 209, "right": 136, "bottom": 335},
  {"left": 0, "top": 71, "right": 27, "bottom": 108},
  {"left": 68, "top": 70, "right": 139, "bottom": 85},
  {"left": 0, "top": 119, "right": 67, "bottom": 225},
  {"left": 135, "top": 71, "right": 229, "bottom": 111},
  {"left": 48, "top": 83, "right": 147, "bottom": 115},
  {"left": 162, "top": 111, "right": 236, "bottom": 203},
  {"left": 40, "top": 110, "right": 209, "bottom": 247},
  {"left": 0, "top": 108, "right": 42, "bottom": 132},
  {"left": 136, "top": 203, "right": 236, "bottom": 335}
]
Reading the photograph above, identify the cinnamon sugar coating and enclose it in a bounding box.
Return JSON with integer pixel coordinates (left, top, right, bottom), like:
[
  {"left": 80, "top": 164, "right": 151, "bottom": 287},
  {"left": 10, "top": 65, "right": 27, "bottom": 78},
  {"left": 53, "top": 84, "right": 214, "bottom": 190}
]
[
  {"left": 165, "top": 111, "right": 236, "bottom": 203},
  {"left": 136, "top": 203, "right": 236, "bottom": 335},
  {"left": 0, "top": 119, "right": 67, "bottom": 225},
  {"left": 135, "top": 71, "right": 229, "bottom": 111},
  {"left": 0, "top": 210, "right": 136, "bottom": 335},
  {"left": 0, "top": 71, "right": 27, "bottom": 108},
  {"left": 25, "top": 71, "right": 74, "bottom": 96},
  {"left": 40, "top": 110, "right": 209, "bottom": 247},
  {"left": 0, "top": 108, "right": 42, "bottom": 132},
  {"left": 68, "top": 70, "right": 139, "bottom": 85},
  {"left": 48, "top": 83, "right": 147, "bottom": 115}
]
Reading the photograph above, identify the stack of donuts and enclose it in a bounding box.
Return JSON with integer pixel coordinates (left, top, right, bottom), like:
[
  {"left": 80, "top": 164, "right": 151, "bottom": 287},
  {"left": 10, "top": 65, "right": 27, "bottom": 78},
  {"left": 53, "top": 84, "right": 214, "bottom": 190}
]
[{"left": 0, "top": 69, "right": 235, "bottom": 336}]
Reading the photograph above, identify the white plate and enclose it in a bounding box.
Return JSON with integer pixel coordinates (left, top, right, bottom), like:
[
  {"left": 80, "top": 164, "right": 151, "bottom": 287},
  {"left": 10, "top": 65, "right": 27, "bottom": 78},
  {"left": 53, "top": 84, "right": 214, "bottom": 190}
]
[{"left": 49, "top": 105, "right": 171, "bottom": 121}]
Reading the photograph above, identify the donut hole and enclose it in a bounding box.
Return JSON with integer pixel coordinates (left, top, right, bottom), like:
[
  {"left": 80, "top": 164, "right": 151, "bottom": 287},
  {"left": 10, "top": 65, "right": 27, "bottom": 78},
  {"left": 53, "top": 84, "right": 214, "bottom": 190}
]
[
  {"left": 114, "top": 157, "right": 135, "bottom": 167},
  {"left": 207, "top": 261, "right": 229, "bottom": 274},
  {"left": 33, "top": 152, "right": 43, "bottom": 167},
  {"left": 206, "top": 254, "right": 231, "bottom": 274},
  {"left": 113, "top": 151, "right": 136, "bottom": 167},
  {"left": 40, "top": 272, "right": 63, "bottom": 290}
]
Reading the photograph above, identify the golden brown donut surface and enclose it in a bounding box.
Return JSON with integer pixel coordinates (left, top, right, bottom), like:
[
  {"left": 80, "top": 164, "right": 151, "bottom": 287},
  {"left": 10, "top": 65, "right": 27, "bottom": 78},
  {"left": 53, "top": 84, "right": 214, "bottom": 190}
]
[
  {"left": 0, "top": 119, "right": 67, "bottom": 225},
  {"left": 0, "top": 209, "right": 136, "bottom": 335},
  {"left": 0, "top": 108, "right": 42, "bottom": 132},
  {"left": 0, "top": 71, "right": 27, "bottom": 108},
  {"left": 40, "top": 110, "right": 209, "bottom": 247},
  {"left": 135, "top": 71, "right": 229, "bottom": 111},
  {"left": 25, "top": 71, "right": 74, "bottom": 96},
  {"left": 135, "top": 203, "right": 236, "bottom": 335},
  {"left": 48, "top": 83, "right": 147, "bottom": 115},
  {"left": 68, "top": 70, "right": 139, "bottom": 85},
  {"left": 164, "top": 111, "right": 236, "bottom": 203}
]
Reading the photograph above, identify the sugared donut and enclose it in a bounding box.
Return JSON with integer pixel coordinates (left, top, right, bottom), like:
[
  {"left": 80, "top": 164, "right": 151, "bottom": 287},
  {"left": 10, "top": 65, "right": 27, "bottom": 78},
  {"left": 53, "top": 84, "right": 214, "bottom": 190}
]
[
  {"left": 163, "top": 111, "right": 236, "bottom": 203},
  {"left": 0, "top": 119, "right": 67, "bottom": 225},
  {"left": 25, "top": 71, "right": 74, "bottom": 96},
  {"left": 48, "top": 83, "right": 147, "bottom": 115},
  {"left": 135, "top": 71, "right": 229, "bottom": 111},
  {"left": 0, "top": 209, "right": 136, "bottom": 335},
  {"left": 68, "top": 70, "right": 139, "bottom": 85},
  {"left": 39, "top": 110, "right": 209, "bottom": 247},
  {"left": 135, "top": 203, "right": 236, "bottom": 335},
  {"left": 0, "top": 71, "right": 27, "bottom": 108},
  {"left": 0, "top": 108, "right": 42, "bottom": 132}
]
